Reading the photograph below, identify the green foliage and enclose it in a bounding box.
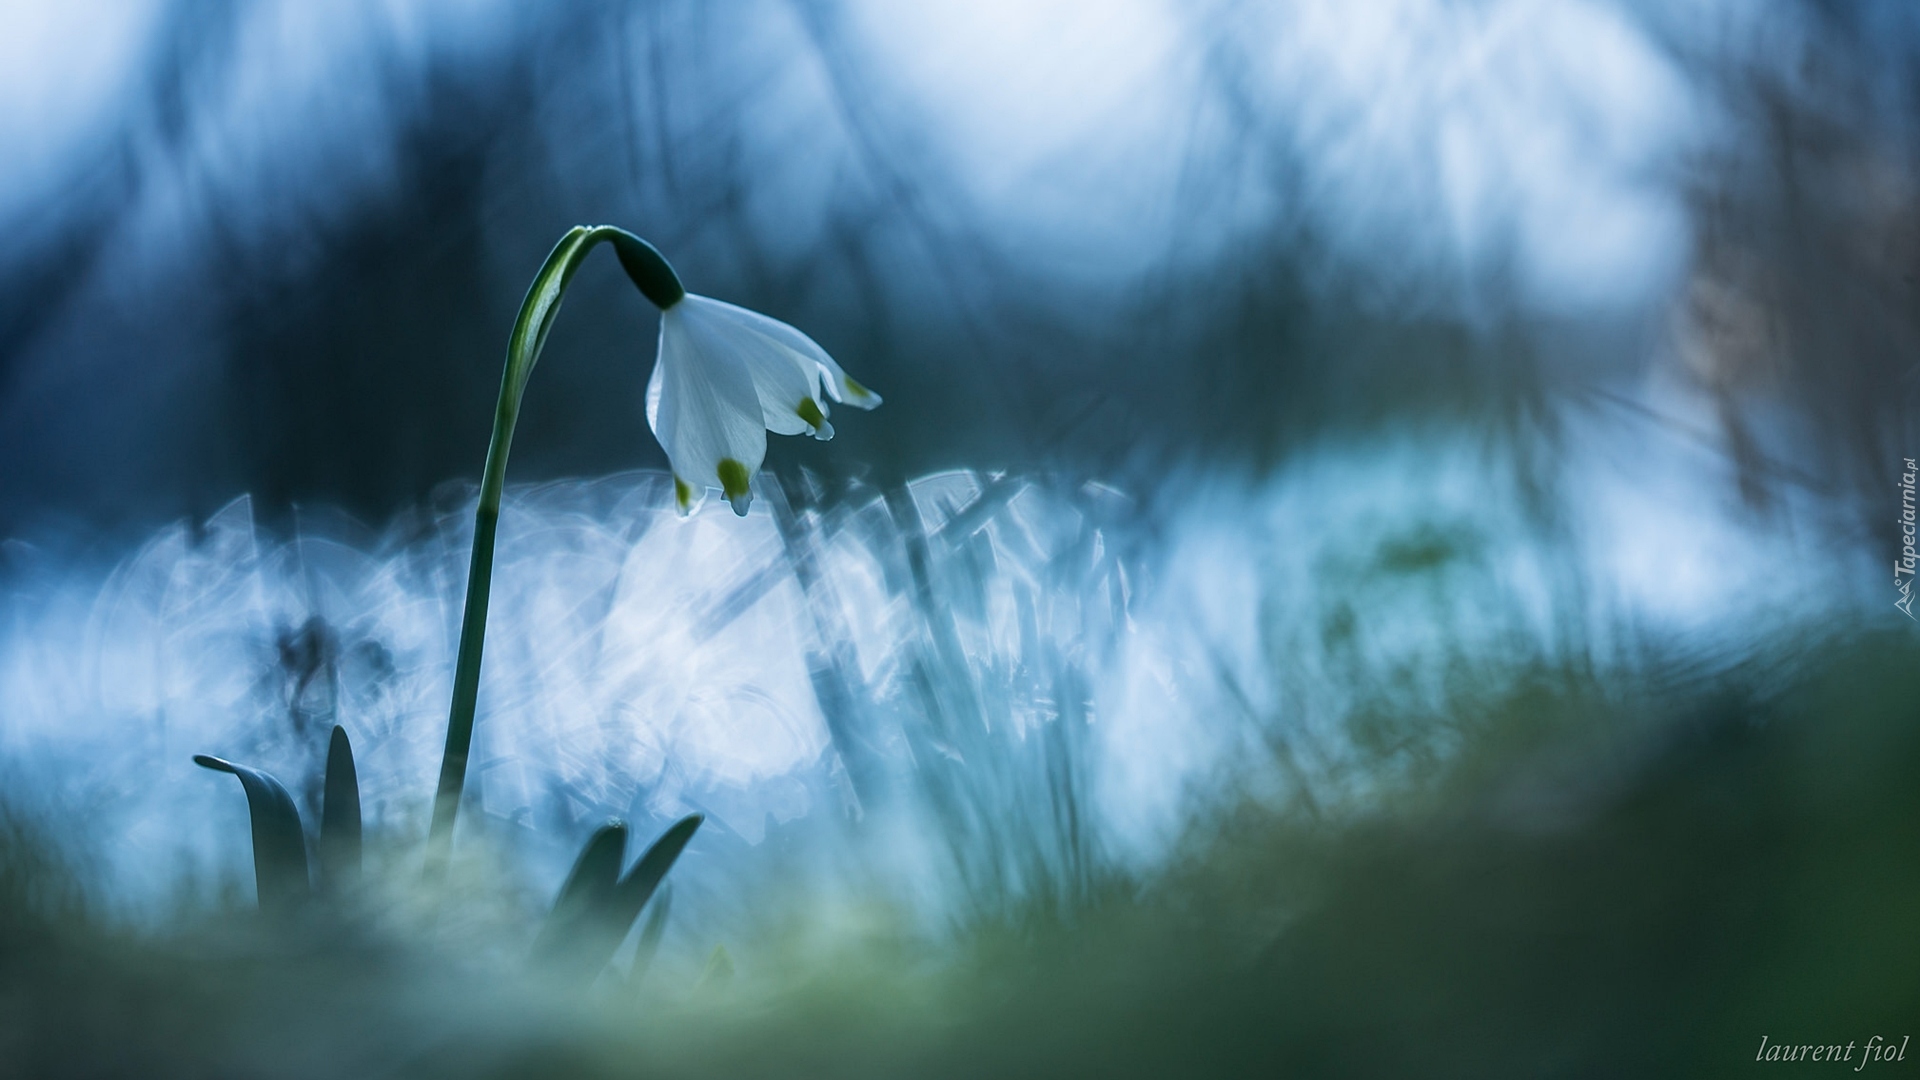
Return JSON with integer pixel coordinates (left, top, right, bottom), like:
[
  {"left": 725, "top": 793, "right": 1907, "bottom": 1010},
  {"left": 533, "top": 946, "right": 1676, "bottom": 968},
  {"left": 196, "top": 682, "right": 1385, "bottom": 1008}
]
[
  {"left": 531, "top": 822, "right": 630, "bottom": 979},
  {"left": 604, "top": 816, "right": 702, "bottom": 958},
  {"left": 9, "top": 633, "right": 1905, "bottom": 1077},
  {"left": 628, "top": 885, "right": 673, "bottom": 986},
  {"left": 194, "top": 724, "right": 366, "bottom": 912},
  {"left": 320, "top": 725, "right": 362, "bottom": 894},
  {"left": 532, "top": 815, "right": 704, "bottom": 987},
  {"left": 192, "top": 754, "right": 310, "bottom": 914}
]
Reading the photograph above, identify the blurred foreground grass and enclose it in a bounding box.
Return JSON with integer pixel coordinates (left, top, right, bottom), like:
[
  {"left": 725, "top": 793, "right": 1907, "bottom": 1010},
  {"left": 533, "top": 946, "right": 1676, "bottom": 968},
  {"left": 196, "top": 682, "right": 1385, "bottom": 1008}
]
[{"left": 2, "top": 628, "right": 1915, "bottom": 1078}]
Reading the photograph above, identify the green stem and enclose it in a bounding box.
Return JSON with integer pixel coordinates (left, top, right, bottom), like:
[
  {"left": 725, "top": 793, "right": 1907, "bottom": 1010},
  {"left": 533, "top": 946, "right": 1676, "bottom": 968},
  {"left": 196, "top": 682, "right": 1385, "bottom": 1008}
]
[{"left": 424, "top": 225, "right": 683, "bottom": 877}]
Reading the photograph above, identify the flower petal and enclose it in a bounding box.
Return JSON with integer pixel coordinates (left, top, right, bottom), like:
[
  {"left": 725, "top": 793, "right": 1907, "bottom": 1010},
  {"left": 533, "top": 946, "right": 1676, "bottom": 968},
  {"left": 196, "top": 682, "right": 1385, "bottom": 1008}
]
[
  {"left": 649, "top": 303, "right": 768, "bottom": 515},
  {"left": 675, "top": 296, "right": 829, "bottom": 440},
  {"left": 687, "top": 295, "right": 882, "bottom": 411}
]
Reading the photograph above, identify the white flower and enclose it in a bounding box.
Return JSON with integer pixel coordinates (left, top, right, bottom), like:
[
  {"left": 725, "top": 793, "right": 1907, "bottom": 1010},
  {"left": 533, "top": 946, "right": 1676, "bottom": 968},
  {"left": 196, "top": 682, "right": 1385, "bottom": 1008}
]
[{"left": 647, "top": 294, "right": 881, "bottom": 516}]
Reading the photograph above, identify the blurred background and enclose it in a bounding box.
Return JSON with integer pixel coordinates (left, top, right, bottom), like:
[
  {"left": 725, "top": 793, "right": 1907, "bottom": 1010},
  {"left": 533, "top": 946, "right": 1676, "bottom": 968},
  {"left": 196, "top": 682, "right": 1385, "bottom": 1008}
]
[
  {"left": 0, "top": 0, "right": 1910, "bottom": 532},
  {"left": 1, "top": 1, "right": 1917, "bottom": 1076}
]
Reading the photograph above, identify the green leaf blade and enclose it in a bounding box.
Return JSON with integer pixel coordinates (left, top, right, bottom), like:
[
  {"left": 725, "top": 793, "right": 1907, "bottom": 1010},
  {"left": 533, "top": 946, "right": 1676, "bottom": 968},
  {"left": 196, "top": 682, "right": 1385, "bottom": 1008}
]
[
  {"left": 319, "top": 725, "right": 361, "bottom": 894},
  {"left": 530, "top": 821, "right": 629, "bottom": 981},
  {"left": 193, "top": 754, "right": 310, "bottom": 914}
]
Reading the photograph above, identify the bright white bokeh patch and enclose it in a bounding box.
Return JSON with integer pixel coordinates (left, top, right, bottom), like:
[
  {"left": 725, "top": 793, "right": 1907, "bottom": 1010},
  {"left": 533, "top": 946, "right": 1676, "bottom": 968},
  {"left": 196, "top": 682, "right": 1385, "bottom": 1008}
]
[
  {"left": 0, "top": 0, "right": 161, "bottom": 220},
  {"left": 0, "top": 420, "right": 1859, "bottom": 923}
]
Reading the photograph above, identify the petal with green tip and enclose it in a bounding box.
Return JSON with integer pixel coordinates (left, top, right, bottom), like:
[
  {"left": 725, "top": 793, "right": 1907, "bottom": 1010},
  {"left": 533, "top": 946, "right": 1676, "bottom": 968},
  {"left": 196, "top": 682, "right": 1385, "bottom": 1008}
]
[{"left": 644, "top": 293, "right": 880, "bottom": 514}]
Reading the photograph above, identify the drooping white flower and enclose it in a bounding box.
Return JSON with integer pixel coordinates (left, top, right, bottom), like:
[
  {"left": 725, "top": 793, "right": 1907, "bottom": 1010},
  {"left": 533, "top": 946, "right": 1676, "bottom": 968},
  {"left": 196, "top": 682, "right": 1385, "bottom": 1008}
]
[
  {"left": 647, "top": 294, "right": 881, "bottom": 516},
  {"left": 426, "top": 225, "right": 883, "bottom": 867}
]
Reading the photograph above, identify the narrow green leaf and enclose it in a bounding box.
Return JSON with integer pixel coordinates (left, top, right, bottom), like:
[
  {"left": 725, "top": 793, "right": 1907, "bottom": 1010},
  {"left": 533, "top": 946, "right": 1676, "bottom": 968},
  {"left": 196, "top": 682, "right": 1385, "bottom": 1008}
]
[
  {"left": 530, "top": 815, "right": 703, "bottom": 986},
  {"left": 606, "top": 814, "right": 702, "bottom": 942},
  {"left": 192, "top": 754, "right": 309, "bottom": 914},
  {"left": 627, "top": 884, "right": 673, "bottom": 988},
  {"left": 530, "top": 821, "right": 627, "bottom": 979},
  {"left": 319, "top": 725, "right": 361, "bottom": 893},
  {"left": 577, "top": 814, "right": 703, "bottom": 986}
]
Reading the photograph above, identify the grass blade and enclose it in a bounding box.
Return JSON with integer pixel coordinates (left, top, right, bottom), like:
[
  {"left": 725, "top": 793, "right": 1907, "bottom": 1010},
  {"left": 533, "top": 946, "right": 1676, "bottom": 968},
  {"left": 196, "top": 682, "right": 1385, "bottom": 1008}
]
[
  {"left": 530, "top": 821, "right": 627, "bottom": 980},
  {"left": 319, "top": 725, "right": 361, "bottom": 894},
  {"left": 606, "top": 814, "right": 702, "bottom": 941},
  {"left": 627, "top": 884, "right": 672, "bottom": 988},
  {"left": 192, "top": 754, "right": 309, "bottom": 914}
]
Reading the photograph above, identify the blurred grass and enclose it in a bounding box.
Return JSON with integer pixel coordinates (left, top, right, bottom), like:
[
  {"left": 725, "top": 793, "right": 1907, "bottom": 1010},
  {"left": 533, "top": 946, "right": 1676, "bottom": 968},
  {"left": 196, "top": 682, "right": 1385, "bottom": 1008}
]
[{"left": 3, "top": 626, "right": 1914, "bottom": 1078}]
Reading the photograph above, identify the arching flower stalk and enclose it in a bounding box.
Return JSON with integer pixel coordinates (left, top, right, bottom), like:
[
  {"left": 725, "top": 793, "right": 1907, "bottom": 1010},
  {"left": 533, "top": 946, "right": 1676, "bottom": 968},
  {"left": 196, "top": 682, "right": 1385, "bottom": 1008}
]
[{"left": 424, "top": 226, "right": 880, "bottom": 872}]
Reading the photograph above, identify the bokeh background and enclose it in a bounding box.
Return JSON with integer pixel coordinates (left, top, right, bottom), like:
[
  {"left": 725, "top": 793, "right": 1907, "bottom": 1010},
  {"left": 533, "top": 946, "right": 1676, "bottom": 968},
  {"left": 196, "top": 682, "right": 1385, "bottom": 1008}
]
[
  {"left": 1, "top": 2, "right": 1917, "bottom": 1077},
  {"left": 2, "top": 0, "right": 1910, "bottom": 531}
]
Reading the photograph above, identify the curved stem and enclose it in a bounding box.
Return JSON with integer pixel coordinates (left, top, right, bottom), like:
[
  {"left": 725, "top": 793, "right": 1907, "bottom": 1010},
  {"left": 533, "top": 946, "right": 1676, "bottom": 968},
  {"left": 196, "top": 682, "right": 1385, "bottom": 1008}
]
[{"left": 424, "top": 225, "right": 682, "bottom": 876}]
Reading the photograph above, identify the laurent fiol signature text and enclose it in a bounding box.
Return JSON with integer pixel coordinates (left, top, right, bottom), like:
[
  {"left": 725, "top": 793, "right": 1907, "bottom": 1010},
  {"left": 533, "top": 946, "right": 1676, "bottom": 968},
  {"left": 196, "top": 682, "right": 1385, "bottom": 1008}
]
[
  {"left": 1898, "top": 457, "right": 1917, "bottom": 620},
  {"left": 1756, "top": 1035, "right": 1909, "bottom": 1068}
]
